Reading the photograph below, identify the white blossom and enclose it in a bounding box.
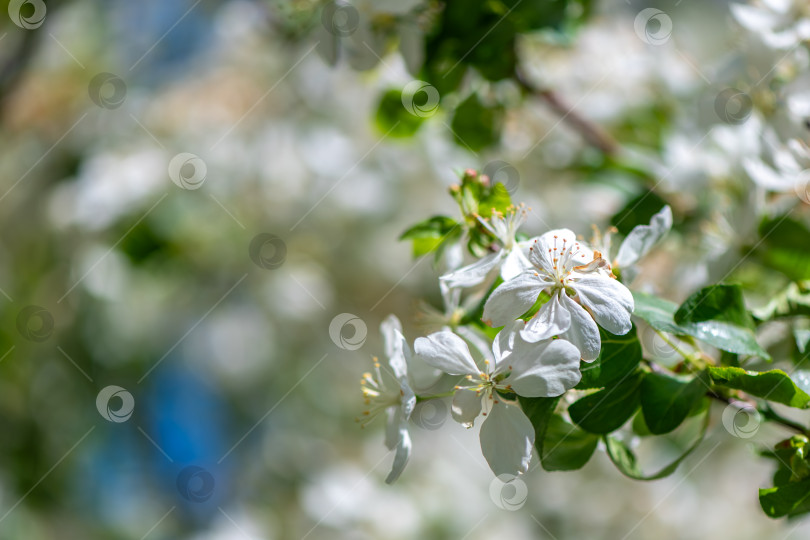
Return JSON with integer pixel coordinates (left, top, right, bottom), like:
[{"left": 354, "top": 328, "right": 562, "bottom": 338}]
[
  {"left": 590, "top": 206, "right": 673, "bottom": 282},
  {"left": 482, "top": 229, "right": 634, "bottom": 361},
  {"left": 440, "top": 205, "right": 532, "bottom": 289},
  {"left": 414, "top": 322, "right": 581, "bottom": 475},
  {"left": 359, "top": 315, "right": 417, "bottom": 483},
  {"left": 743, "top": 130, "right": 810, "bottom": 194},
  {"left": 732, "top": 0, "right": 810, "bottom": 49}
]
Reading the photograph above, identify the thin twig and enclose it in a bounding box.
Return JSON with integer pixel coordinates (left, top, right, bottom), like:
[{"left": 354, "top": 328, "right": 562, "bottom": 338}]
[{"left": 515, "top": 68, "right": 618, "bottom": 155}]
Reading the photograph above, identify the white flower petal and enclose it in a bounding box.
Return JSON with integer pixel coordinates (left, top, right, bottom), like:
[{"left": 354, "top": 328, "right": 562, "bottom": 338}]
[
  {"left": 762, "top": 0, "right": 791, "bottom": 14},
  {"left": 506, "top": 339, "right": 582, "bottom": 397},
  {"left": 457, "top": 325, "right": 496, "bottom": 365},
  {"left": 443, "top": 240, "right": 465, "bottom": 273},
  {"left": 414, "top": 331, "right": 479, "bottom": 375},
  {"left": 743, "top": 157, "right": 795, "bottom": 191},
  {"left": 452, "top": 388, "right": 483, "bottom": 427},
  {"left": 763, "top": 27, "right": 803, "bottom": 49},
  {"left": 559, "top": 293, "right": 601, "bottom": 362},
  {"left": 440, "top": 281, "right": 461, "bottom": 313},
  {"left": 491, "top": 320, "right": 524, "bottom": 368},
  {"left": 381, "top": 315, "right": 411, "bottom": 380},
  {"left": 381, "top": 314, "right": 403, "bottom": 358},
  {"left": 528, "top": 229, "right": 580, "bottom": 272},
  {"left": 788, "top": 138, "right": 810, "bottom": 161},
  {"left": 500, "top": 246, "right": 532, "bottom": 282},
  {"left": 406, "top": 354, "right": 443, "bottom": 392},
  {"left": 614, "top": 206, "right": 673, "bottom": 268},
  {"left": 479, "top": 403, "right": 534, "bottom": 476},
  {"left": 520, "top": 292, "right": 571, "bottom": 343},
  {"left": 400, "top": 379, "right": 416, "bottom": 419},
  {"left": 482, "top": 272, "right": 548, "bottom": 327},
  {"left": 731, "top": 4, "right": 780, "bottom": 32},
  {"left": 773, "top": 144, "right": 802, "bottom": 174},
  {"left": 476, "top": 214, "right": 500, "bottom": 239},
  {"left": 440, "top": 252, "right": 502, "bottom": 289},
  {"left": 384, "top": 421, "right": 412, "bottom": 484},
  {"left": 574, "top": 275, "right": 634, "bottom": 335},
  {"left": 384, "top": 406, "right": 402, "bottom": 450}
]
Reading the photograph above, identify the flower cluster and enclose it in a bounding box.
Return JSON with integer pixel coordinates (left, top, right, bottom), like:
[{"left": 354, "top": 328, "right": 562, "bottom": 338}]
[{"left": 360, "top": 182, "right": 672, "bottom": 481}]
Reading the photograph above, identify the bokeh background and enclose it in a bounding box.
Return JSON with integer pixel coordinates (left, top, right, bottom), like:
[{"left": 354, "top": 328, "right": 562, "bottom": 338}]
[{"left": 1, "top": 0, "right": 810, "bottom": 538}]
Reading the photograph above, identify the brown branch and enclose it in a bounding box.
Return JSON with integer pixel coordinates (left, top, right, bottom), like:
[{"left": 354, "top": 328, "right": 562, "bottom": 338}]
[
  {"left": 515, "top": 68, "right": 619, "bottom": 156},
  {"left": 0, "top": 30, "right": 39, "bottom": 111}
]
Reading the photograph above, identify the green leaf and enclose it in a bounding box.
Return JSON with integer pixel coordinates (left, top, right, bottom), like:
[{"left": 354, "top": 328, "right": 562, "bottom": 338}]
[
  {"left": 508, "top": 0, "right": 570, "bottom": 31},
  {"left": 374, "top": 89, "right": 426, "bottom": 137},
  {"left": 577, "top": 325, "right": 642, "bottom": 389},
  {"left": 399, "top": 216, "right": 458, "bottom": 240},
  {"left": 465, "top": 22, "right": 517, "bottom": 81},
  {"left": 608, "top": 102, "right": 674, "bottom": 152},
  {"left": 795, "top": 331, "right": 810, "bottom": 366},
  {"left": 610, "top": 190, "right": 669, "bottom": 236},
  {"left": 754, "top": 282, "right": 810, "bottom": 320},
  {"left": 450, "top": 93, "right": 502, "bottom": 152},
  {"left": 568, "top": 373, "right": 644, "bottom": 434},
  {"left": 399, "top": 216, "right": 459, "bottom": 258},
  {"left": 631, "top": 291, "right": 686, "bottom": 335},
  {"left": 708, "top": 366, "right": 810, "bottom": 409},
  {"left": 432, "top": 226, "right": 463, "bottom": 265},
  {"left": 410, "top": 237, "right": 442, "bottom": 257},
  {"left": 540, "top": 414, "right": 599, "bottom": 471},
  {"left": 477, "top": 183, "right": 512, "bottom": 219},
  {"left": 631, "top": 410, "right": 653, "bottom": 437},
  {"left": 760, "top": 477, "right": 810, "bottom": 518},
  {"left": 517, "top": 396, "right": 559, "bottom": 459},
  {"left": 757, "top": 216, "right": 810, "bottom": 282},
  {"left": 773, "top": 465, "right": 794, "bottom": 487},
  {"left": 674, "top": 284, "right": 754, "bottom": 329},
  {"left": 683, "top": 320, "right": 769, "bottom": 359},
  {"left": 640, "top": 371, "right": 709, "bottom": 435},
  {"left": 604, "top": 408, "right": 710, "bottom": 481},
  {"left": 771, "top": 435, "right": 810, "bottom": 483},
  {"left": 632, "top": 291, "right": 770, "bottom": 360}
]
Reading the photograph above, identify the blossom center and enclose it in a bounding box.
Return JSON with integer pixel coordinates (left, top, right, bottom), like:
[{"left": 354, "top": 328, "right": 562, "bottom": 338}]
[
  {"left": 357, "top": 359, "right": 400, "bottom": 428},
  {"left": 545, "top": 236, "right": 583, "bottom": 288}
]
